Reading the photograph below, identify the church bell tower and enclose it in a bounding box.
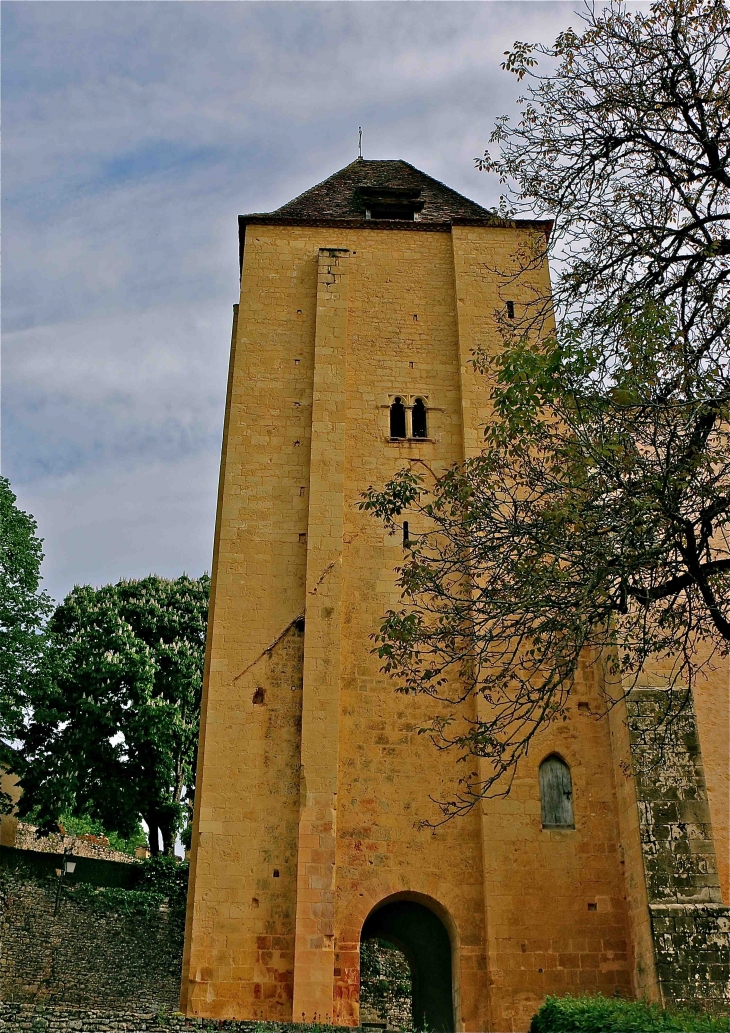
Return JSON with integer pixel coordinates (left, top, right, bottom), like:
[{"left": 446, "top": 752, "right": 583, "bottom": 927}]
[{"left": 180, "top": 159, "right": 730, "bottom": 1031}]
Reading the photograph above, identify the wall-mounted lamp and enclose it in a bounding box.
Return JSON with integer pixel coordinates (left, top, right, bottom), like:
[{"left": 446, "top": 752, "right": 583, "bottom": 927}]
[{"left": 54, "top": 851, "right": 76, "bottom": 914}]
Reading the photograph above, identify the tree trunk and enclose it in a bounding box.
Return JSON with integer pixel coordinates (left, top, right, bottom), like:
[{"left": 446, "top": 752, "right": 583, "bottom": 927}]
[
  {"left": 146, "top": 813, "right": 160, "bottom": 857},
  {"left": 161, "top": 818, "right": 176, "bottom": 857}
]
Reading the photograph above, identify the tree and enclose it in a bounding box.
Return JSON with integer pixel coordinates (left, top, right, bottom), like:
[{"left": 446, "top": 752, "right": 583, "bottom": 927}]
[
  {"left": 361, "top": 0, "right": 730, "bottom": 817},
  {"left": 18, "top": 574, "right": 209, "bottom": 855},
  {"left": 0, "top": 477, "right": 53, "bottom": 776},
  {"left": 482, "top": 0, "right": 730, "bottom": 369}
]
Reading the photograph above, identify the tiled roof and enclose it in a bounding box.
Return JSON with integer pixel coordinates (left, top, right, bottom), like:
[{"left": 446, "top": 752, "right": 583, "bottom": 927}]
[{"left": 245, "top": 159, "right": 498, "bottom": 224}]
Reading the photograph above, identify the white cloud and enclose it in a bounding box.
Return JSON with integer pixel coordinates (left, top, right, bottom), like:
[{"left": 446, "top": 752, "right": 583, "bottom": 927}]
[{"left": 3, "top": 0, "right": 581, "bottom": 601}]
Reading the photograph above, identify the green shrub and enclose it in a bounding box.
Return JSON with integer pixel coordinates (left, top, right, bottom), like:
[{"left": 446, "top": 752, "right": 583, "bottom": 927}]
[
  {"left": 62, "top": 855, "right": 189, "bottom": 923},
  {"left": 530, "top": 994, "right": 730, "bottom": 1033},
  {"left": 134, "top": 854, "right": 189, "bottom": 911}
]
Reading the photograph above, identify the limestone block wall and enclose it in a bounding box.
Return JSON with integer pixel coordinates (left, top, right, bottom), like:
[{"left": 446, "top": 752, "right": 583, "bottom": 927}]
[
  {"left": 183, "top": 221, "right": 643, "bottom": 1032},
  {"left": 607, "top": 693, "right": 661, "bottom": 1004},
  {"left": 476, "top": 658, "right": 633, "bottom": 1032},
  {"left": 181, "top": 237, "right": 314, "bottom": 1022}
]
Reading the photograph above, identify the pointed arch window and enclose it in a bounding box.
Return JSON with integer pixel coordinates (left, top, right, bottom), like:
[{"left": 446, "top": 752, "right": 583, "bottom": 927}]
[
  {"left": 539, "top": 754, "right": 574, "bottom": 828},
  {"left": 390, "top": 397, "right": 406, "bottom": 438},
  {"left": 412, "top": 398, "right": 427, "bottom": 438}
]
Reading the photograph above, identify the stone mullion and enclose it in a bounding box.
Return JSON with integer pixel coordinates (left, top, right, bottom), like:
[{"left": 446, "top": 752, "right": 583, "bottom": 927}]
[{"left": 405, "top": 404, "right": 414, "bottom": 440}]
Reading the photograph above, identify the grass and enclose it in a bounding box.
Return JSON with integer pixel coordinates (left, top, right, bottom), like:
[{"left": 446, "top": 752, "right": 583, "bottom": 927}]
[{"left": 530, "top": 995, "right": 730, "bottom": 1032}]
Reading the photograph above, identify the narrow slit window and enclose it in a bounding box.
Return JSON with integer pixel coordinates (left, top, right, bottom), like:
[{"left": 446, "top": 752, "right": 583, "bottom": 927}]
[
  {"left": 539, "top": 754, "right": 574, "bottom": 828},
  {"left": 390, "top": 397, "right": 406, "bottom": 438},
  {"left": 412, "top": 398, "right": 427, "bottom": 438},
  {"left": 506, "top": 301, "right": 515, "bottom": 319},
  {"left": 402, "top": 521, "right": 409, "bottom": 547}
]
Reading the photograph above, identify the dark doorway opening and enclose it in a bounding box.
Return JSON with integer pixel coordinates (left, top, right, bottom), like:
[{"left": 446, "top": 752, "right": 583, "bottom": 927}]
[{"left": 360, "top": 898, "right": 454, "bottom": 1032}]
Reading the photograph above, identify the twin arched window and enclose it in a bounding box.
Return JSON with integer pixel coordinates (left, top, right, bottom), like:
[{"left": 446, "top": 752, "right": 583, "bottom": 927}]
[
  {"left": 539, "top": 754, "right": 574, "bottom": 828},
  {"left": 390, "top": 397, "right": 428, "bottom": 439}
]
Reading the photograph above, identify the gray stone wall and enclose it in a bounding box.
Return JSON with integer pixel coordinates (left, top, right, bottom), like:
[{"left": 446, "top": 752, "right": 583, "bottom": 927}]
[
  {"left": 0, "top": 1003, "right": 348, "bottom": 1033},
  {"left": 627, "top": 687, "right": 730, "bottom": 1012},
  {"left": 650, "top": 903, "right": 730, "bottom": 1012},
  {"left": 0, "top": 862, "right": 183, "bottom": 1011}
]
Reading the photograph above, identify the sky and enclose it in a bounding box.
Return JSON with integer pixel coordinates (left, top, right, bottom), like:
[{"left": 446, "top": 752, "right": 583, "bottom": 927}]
[{"left": 3, "top": 0, "right": 586, "bottom": 605}]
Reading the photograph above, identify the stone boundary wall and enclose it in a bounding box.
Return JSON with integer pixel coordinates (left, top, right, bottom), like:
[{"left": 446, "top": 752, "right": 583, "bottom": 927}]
[
  {"left": 11, "top": 823, "right": 136, "bottom": 865},
  {"left": 0, "top": 863, "right": 183, "bottom": 1011},
  {"left": 0, "top": 1005, "right": 351, "bottom": 1033}
]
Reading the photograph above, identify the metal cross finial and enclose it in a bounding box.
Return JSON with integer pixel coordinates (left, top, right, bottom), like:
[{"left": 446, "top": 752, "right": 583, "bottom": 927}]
[{"left": 358, "top": 127, "right": 362, "bottom": 159}]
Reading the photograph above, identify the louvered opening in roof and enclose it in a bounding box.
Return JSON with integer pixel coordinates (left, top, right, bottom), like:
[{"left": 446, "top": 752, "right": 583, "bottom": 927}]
[
  {"left": 358, "top": 185, "right": 425, "bottom": 221},
  {"left": 261, "top": 159, "right": 497, "bottom": 223}
]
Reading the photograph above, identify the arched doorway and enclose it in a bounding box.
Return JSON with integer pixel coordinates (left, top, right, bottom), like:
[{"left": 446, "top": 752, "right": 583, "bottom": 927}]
[{"left": 360, "top": 898, "right": 454, "bottom": 1032}]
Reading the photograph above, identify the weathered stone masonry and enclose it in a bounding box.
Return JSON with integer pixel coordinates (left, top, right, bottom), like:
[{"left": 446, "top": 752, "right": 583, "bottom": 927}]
[
  {"left": 626, "top": 689, "right": 730, "bottom": 1011},
  {"left": 0, "top": 856, "right": 183, "bottom": 1012},
  {"left": 0, "top": 1003, "right": 350, "bottom": 1033}
]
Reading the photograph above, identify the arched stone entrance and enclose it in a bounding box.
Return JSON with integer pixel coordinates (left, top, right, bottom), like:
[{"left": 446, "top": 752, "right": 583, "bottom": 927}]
[{"left": 360, "top": 898, "right": 454, "bottom": 1032}]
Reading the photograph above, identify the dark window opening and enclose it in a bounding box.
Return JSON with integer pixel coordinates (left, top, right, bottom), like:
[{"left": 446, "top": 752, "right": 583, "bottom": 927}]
[
  {"left": 273, "top": 869, "right": 280, "bottom": 878},
  {"left": 540, "top": 754, "right": 574, "bottom": 828},
  {"left": 390, "top": 398, "right": 406, "bottom": 438},
  {"left": 403, "top": 522, "right": 410, "bottom": 547},
  {"left": 506, "top": 300, "right": 515, "bottom": 319},
  {"left": 252, "top": 687, "right": 265, "bottom": 705},
  {"left": 412, "top": 398, "right": 427, "bottom": 438}
]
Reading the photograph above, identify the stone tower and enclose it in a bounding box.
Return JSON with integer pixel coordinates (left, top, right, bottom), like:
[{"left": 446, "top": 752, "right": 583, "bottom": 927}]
[{"left": 181, "top": 159, "right": 730, "bottom": 1032}]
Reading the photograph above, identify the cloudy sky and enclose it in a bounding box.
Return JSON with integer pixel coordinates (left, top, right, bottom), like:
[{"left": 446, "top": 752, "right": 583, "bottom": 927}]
[{"left": 4, "top": 0, "right": 585, "bottom": 605}]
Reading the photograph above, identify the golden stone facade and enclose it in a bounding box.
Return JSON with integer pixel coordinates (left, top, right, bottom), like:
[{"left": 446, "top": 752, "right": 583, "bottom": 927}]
[{"left": 181, "top": 161, "right": 729, "bottom": 1032}]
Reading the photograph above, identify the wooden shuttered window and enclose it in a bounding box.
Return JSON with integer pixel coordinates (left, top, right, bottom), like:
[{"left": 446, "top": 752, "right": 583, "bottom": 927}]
[{"left": 539, "top": 754, "right": 574, "bottom": 828}]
